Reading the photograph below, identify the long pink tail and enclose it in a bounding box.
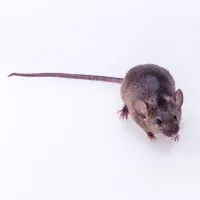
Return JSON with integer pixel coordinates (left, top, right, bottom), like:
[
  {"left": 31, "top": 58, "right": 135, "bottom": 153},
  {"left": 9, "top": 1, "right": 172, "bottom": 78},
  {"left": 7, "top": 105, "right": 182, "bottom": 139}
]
[{"left": 8, "top": 73, "right": 123, "bottom": 84}]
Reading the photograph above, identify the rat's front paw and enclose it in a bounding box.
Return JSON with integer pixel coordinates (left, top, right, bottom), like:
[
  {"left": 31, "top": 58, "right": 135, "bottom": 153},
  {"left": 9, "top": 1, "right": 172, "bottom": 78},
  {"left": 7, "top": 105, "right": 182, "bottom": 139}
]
[
  {"left": 172, "top": 134, "right": 180, "bottom": 142},
  {"left": 118, "top": 105, "right": 129, "bottom": 120},
  {"left": 147, "top": 132, "right": 157, "bottom": 142}
]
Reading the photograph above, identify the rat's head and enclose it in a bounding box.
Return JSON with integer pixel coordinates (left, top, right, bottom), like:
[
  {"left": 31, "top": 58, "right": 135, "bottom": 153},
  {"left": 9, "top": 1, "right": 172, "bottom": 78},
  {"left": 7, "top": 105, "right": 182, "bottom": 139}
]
[{"left": 133, "top": 89, "right": 183, "bottom": 138}]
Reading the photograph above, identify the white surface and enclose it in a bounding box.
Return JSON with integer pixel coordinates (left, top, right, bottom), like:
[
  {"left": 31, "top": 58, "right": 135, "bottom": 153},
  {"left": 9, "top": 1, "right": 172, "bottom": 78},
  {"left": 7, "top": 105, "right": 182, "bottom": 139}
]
[{"left": 0, "top": 0, "right": 199, "bottom": 199}]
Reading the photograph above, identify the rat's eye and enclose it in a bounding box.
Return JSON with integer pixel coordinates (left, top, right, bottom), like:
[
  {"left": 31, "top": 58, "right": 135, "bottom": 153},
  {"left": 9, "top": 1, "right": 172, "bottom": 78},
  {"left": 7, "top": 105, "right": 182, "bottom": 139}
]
[
  {"left": 156, "top": 119, "right": 162, "bottom": 125},
  {"left": 174, "top": 115, "right": 177, "bottom": 120}
]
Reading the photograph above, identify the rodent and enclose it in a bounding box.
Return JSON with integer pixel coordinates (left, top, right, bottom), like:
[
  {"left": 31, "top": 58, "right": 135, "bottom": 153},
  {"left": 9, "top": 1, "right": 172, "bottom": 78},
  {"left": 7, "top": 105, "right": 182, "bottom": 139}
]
[{"left": 8, "top": 64, "right": 183, "bottom": 142}]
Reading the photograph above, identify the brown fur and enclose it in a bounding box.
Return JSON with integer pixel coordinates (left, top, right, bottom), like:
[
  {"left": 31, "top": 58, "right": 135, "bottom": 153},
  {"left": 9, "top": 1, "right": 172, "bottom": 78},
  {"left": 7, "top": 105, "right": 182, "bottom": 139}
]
[{"left": 120, "top": 64, "right": 183, "bottom": 139}]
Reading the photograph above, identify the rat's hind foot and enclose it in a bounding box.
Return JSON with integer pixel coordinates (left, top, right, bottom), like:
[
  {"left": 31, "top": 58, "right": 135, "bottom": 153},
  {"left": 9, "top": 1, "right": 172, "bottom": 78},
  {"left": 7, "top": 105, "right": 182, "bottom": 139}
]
[
  {"left": 118, "top": 105, "right": 129, "bottom": 120},
  {"left": 147, "top": 132, "right": 157, "bottom": 142}
]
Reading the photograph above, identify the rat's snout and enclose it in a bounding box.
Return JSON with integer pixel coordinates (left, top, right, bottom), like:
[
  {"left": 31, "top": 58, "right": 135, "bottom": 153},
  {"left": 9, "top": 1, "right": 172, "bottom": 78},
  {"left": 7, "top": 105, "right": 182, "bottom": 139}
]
[
  {"left": 163, "top": 125, "right": 180, "bottom": 137},
  {"left": 171, "top": 126, "right": 179, "bottom": 136}
]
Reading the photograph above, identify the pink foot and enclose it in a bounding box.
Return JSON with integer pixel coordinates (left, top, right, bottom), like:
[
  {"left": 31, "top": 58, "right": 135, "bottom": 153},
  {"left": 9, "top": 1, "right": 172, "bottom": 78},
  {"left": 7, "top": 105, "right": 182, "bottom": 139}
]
[
  {"left": 147, "top": 132, "right": 157, "bottom": 142},
  {"left": 172, "top": 134, "right": 180, "bottom": 142},
  {"left": 118, "top": 105, "right": 129, "bottom": 120}
]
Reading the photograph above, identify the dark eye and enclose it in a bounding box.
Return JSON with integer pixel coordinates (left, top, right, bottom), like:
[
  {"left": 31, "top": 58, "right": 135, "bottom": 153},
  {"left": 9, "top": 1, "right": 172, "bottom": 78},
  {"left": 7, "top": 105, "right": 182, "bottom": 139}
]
[
  {"left": 174, "top": 115, "right": 177, "bottom": 120},
  {"left": 156, "top": 119, "right": 162, "bottom": 125}
]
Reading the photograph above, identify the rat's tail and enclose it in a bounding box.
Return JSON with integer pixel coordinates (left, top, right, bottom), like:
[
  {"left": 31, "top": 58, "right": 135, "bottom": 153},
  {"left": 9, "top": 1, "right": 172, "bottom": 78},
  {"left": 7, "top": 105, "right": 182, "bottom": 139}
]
[{"left": 8, "top": 73, "right": 123, "bottom": 84}]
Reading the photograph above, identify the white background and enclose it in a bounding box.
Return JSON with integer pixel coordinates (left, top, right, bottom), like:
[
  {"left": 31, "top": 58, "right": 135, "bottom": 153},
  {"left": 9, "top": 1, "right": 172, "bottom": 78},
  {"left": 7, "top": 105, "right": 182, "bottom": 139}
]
[{"left": 0, "top": 0, "right": 199, "bottom": 199}]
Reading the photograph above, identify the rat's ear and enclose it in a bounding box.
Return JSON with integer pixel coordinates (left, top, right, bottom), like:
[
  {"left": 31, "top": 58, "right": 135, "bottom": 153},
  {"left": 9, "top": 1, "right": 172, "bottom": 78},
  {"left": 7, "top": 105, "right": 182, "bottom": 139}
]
[
  {"left": 174, "top": 89, "right": 183, "bottom": 108},
  {"left": 132, "top": 99, "right": 148, "bottom": 118}
]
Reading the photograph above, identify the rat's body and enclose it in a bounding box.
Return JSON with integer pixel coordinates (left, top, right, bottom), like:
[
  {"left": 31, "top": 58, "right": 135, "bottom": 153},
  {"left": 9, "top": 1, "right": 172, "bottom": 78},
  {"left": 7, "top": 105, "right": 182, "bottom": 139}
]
[
  {"left": 120, "top": 64, "right": 183, "bottom": 141},
  {"left": 8, "top": 64, "right": 183, "bottom": 141}
]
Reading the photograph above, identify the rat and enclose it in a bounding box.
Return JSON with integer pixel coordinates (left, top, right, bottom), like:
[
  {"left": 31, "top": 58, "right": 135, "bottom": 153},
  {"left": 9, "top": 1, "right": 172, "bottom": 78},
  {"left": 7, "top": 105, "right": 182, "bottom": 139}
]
[{"left": 8, "top": 64, "right": 183, "bottom": 142}]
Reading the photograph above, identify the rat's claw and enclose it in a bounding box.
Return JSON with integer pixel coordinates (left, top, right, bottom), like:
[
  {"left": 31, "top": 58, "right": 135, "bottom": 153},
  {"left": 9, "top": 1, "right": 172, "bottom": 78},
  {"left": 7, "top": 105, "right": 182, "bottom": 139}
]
[
  {"left": 172, "top": 134, "right": 180, "bottom": 142},
  {"left": 147, "top": 132, "right": 157, "bottom": 142},
  {"left": 118, "top": 111, "right": 128, "bottom": 120},
  {"left": 118, "top": 105, "right": 129, "bottom": 120}
]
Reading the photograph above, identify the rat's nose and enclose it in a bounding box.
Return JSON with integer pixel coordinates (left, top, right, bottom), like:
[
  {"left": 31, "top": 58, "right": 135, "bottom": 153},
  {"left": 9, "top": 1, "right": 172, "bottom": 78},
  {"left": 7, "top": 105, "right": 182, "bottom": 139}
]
[
  {"left": 166, "top": 130, "right": 178, "bottom": 138},
  {"left": 163, "top": 125, "right": 179, "bottom": 137},
  {"left": 169, "top": 133, "right": 174, "bottom": 137},
  {"left": 171, "top": 126, "right": 179, "bottom": 135},
  {"left": 168, "top": 132, "right": 178, "bottom": 137}
]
